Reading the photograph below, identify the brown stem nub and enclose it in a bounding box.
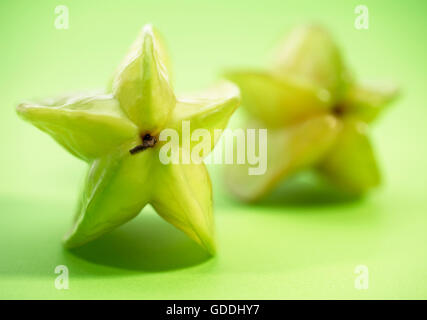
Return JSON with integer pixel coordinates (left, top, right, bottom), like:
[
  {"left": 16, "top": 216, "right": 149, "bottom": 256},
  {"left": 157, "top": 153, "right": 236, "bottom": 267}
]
[
  {"left": 332, "top": 104, "right": 345, "bottom": 117},
  {"left": 129, "top": 134, "right": 157, "bottom": 155}
]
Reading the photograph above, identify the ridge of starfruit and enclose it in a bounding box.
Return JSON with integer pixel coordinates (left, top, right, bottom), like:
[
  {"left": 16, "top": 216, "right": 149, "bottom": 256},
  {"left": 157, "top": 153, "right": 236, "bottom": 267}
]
[
  {"left": 17, "top": 25, "right": 241, "bottom": 255},
  {"left": 225, "top": 24, "right": 399, "bottom": 202}
]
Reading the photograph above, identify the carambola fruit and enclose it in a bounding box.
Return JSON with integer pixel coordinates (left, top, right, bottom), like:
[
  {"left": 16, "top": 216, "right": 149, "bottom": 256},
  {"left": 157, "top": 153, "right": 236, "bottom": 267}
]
[
  {"left": 225, "top": 24, "right": 399, "bottom": 202},
  {"left": 17, "top": 25, "right": 241, "bottom": 254}
]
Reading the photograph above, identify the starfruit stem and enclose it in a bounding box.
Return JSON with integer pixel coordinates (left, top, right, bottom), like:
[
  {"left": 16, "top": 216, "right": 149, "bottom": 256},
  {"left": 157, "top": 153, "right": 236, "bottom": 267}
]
[{"left": 129, "top": 134, "right": 157, "bottom": 155}]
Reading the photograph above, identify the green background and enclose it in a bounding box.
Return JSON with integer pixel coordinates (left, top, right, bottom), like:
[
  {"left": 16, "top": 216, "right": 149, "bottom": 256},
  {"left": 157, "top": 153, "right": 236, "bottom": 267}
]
[{"left": 1, "top": 0, "right": 426, "bottom": 299}]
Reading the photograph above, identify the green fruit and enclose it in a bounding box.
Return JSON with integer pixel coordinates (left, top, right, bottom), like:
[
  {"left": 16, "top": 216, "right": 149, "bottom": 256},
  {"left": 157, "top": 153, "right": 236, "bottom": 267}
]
[
  {"left": 225, "top": 24, "right": 399, "bottom": 201},
  {"left": 17, "top": 25, "right": 241, "bottom": 254}
]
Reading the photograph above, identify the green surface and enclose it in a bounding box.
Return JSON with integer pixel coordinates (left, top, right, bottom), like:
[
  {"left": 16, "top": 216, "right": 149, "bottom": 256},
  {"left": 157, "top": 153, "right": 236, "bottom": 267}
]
[{"left": 1, "top": 0, "right": 426, "bottom": 299}]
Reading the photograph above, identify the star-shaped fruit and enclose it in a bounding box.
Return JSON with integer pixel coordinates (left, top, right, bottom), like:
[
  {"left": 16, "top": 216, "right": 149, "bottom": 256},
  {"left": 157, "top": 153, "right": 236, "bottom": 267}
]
[
  {"left": 17, "top": 25, "right": 240, "bottom": 254},
  {"left": 225, "top": 24, "right": 399, "bottom": 202}
]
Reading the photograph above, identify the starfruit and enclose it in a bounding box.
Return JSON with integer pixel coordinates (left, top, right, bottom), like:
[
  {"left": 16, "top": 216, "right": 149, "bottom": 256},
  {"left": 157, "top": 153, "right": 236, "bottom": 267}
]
[
  {"left": 17, "top": 25, "right": 241, "bottom": 254},
  {"left": 225, "top": 24, "right": 399, "bottom": 201}
]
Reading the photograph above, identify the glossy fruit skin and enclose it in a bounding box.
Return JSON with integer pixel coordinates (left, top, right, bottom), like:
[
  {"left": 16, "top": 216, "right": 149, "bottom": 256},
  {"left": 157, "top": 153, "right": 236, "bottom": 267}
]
[
  {"left": 17, "top": 25, "right": 241, "bottom": 254},
  {"left": 225, "top": 24, "right": 399, "bottom": 202}
]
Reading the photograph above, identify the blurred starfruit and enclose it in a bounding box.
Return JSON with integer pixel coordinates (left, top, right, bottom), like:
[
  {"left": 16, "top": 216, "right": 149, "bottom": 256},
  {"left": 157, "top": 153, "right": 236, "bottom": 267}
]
[
  {"left": 17, "top": 25, "right": 241, "bottom": 254},
  {"left": 225, "top": 24, "right": 399, "bottom": 202}
]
